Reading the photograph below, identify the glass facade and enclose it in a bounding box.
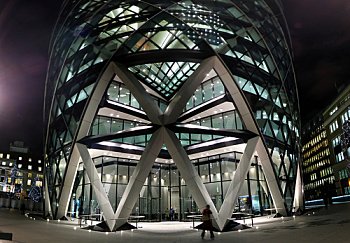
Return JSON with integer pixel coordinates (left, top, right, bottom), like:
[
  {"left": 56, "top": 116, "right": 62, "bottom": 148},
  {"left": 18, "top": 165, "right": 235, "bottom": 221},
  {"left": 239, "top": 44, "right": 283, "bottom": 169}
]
[
  {"left": 45, "top": 0, "right": 300, "bottom": 231},
  {"left": 70, "top": 152, "right": 272, "bottom": 222}
]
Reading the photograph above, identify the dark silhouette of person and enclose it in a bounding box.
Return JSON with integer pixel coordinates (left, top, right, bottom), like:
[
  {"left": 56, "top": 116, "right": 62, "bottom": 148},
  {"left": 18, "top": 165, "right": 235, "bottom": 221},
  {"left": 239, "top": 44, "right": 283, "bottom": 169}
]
[
  {"left": 201, "top": 205, "right": 214, "bottom": 239},
  {"left": 19, "top": 189, "right": 26, "bottom": 215},
  {"left": 323, "top": 181, "right": 333, "bottom": 209},
  {"left": 170, "top": 207, "right": 175, "bottom": 221},
  {"left": 165, "top": 208, "right": 169, "bottom": 220},
  {"left": 78, "top": 206, "right": 84, "bottom": 227}
]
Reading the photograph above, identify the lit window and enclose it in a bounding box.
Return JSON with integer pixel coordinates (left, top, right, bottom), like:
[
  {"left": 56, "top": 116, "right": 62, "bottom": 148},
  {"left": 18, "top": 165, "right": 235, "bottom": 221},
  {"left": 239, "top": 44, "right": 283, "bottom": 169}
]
[
  {"left": 6, "top": 154, "right": 10, "bottom": 159},
  {"left": 9, "top": 163, "right": 13, "bottom": 167},
  {"left": 329, "top": 107, "right": 338, "bottom": 116},
  {"left": 27, "top": 179, "right": 32, "bottom": 186},
  {"left": 38, "top": 160, "right": 42, "bottom": 164},
  {"left": 329, "top": 120, "right": 339, "bottom": 133},
  {"left": 38, "top": 167, "right": 42, "bottom": 172},
  {"left": 19, "top": 157, "right": 22, "bottom": 161},
  {"left": 29, "top": 158, "right": 32, "bottom": 162},
  {"left": 0, "top": 153, "right": 3, "bottom": 158},
  {"left": 1, "top": 161, "right": 6, "bottom": 166},
  {"left": 18, "top": 164, "right": 22, "bottom": 169},
  {"left": 28, "top": 165, "right": 32, "bottom": 170},
  {"left": 336, "top": 152, "right": 345, "bottom": 163}
]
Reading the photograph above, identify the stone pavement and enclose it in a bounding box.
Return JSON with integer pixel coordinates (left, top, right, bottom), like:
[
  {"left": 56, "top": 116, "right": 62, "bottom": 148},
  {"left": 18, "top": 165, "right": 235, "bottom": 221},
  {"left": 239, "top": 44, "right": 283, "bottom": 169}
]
[{"left": 1, "top": 203, "right": 350, "bottom": 243}]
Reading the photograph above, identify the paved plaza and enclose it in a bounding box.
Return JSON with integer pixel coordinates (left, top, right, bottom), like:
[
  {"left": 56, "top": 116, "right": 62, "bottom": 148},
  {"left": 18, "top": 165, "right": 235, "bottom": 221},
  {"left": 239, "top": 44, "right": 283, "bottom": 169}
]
[{"left": 1, "top": 203, "right": 350, "bottom": 243}]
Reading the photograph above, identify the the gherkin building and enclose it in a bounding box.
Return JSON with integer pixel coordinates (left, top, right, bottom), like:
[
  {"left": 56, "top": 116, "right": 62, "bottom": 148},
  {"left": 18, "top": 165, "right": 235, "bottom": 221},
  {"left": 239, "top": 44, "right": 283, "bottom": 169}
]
[{"left": 44, "top": 0, "right": 302, "bottom": 231}]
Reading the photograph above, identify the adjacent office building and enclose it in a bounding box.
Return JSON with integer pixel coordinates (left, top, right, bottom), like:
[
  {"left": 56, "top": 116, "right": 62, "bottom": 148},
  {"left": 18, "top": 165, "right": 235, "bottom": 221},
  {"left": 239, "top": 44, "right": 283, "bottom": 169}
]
[
  {"left": 323, "top": 85, "right": 350, "bottom": 197},
  {"left": 301, "top": 84, "right": 350, "bottom": 205},
  {"left": 0, "top": 142, "right": 44, "bottom": 209},
  {"left": 301, "top": 116, "right": 334, "bottom": 201},
  {"left": 44, "top": 0, "right": 302, "bottom": 231}
]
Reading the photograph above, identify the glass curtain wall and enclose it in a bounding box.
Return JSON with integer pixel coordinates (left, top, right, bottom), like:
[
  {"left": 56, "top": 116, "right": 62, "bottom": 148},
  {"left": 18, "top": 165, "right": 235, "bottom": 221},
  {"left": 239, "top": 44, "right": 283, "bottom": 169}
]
[{"left": 69, "top": 153, "right": 272, "bottom": 221}]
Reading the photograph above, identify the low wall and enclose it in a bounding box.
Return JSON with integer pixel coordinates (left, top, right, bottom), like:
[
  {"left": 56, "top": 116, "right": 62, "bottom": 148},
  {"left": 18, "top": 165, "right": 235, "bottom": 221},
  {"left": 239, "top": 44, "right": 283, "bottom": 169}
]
[{"left": 0, "top": 198, "right": 43, "bottom": 211}]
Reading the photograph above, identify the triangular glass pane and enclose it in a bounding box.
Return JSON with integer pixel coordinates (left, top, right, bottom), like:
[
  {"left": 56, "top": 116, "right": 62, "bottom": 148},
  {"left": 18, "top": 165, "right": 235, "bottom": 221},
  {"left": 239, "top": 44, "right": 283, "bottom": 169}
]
[
  {"left": 264, "top": 122, "right": 273, "bottom": 137},
  {"left": 233, "top": 75, "right": 248, "bottom": 89},
  {"left": 257, "top": 119, "right": 267, "bottom": 131},
  {"left": 271, "top": 121, "right": 279, "bottom": 139},
  {"left": 64, "top": 131, "right": 73, "bottom": 144},
  {"left": 140, "top": 41, "right": 159, "bottom": 51},
  {"left": 167, "top": 38, "right": 188, "bottom": 49},
  {"left": 224, "top": 49, "right": 235, "bottom": 58},
  {"left": 129, "top": 62, "right": 199, "bottom": 99},
  {"left": 275, "top": 96, "right": 282, "bottom": 108},
  {"left": 176, "top": 33, "right": 197, "bottom": 49},
  {"left": 242, "top": 81, "right": 257, "bottom": 95}
]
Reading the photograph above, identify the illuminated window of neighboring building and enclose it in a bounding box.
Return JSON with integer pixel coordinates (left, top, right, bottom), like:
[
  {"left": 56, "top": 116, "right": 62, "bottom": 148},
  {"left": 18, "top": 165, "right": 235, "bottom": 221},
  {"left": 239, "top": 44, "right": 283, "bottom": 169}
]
[
  {"left": 36, "top": 181, "right": 43, "bottom": 187},
  {"left": 9, "top": 163, "right": 12, "bottom": 167},
  {"left": 1, "top": 162, "right": 6, "bottom": 166},
  {"left": 0, "top": 153, "right": 3, "bottom": 158},
  {"left": 28, "top": 173, "right": 32, "bottom": 178},
  {"left": 341, "top": 108, "right": 350, "bottom": 124},
  {"left": 18, "top": 164, "right": 22, "bottom": 169},
  {"left": 28, "top": 165, "right": 32, "bottom": 170},
  {"left": 38, "top": 160, "right": 42, "bottom": 164},
  {"left": 15, "top": 178, "right": 22, "bottom": 184},
  {"left": 332, "top": 136, "right": 340, "bottom": 148},
  {"left": 27, "top": 179, "right": 31, "bottom": 186},
  {"left": 330, "top": 120, "right": 339, "bottom": 133},
  {"left": 38, "top": 167, "right": 42, "bottom": 172},
  {"left": 326, "top": 149, "right": 330, "bottom": 155},
  {"left": 28, "top": 158, "right": 32, "bottom": 162},
  {"left": 19, "top": 157, "right": 22, "bottom": 161},
  {"left": 329, "top": 107, "right": 338, "bottom": 116},
  {"left": 336, "top": 152, "right": 345, "bottom": 163},
  {"left": 339, "top": 169, "right": 349, "bottom": 180},
  {"left": 6, "top": 154, "right": 10, "bottom": 159}
]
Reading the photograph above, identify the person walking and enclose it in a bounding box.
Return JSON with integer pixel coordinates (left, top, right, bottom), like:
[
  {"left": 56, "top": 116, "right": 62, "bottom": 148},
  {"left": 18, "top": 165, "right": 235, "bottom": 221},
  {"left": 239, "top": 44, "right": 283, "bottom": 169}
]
[
  {"left": 170, "top": 207, "right": 175, "bottom": 221},
  {"left": 78, "top": 206, "right": 84, "bottom": 227},
  {"left": 19, "top": 189, "right": 27, "bottom": 215},
  {"left": 201, "top": 205, "right": 214, "bottom": 240}
]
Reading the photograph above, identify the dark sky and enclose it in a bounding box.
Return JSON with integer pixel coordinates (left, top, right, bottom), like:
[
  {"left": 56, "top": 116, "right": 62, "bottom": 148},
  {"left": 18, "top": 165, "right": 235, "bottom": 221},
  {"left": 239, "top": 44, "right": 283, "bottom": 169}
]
[
  {"left": 0, "top": 0, "right": 62, "bottom": 153},
  {"left": 284, "top": 0, "right": 350, "bottom": 120},
  {"left": 0, "top": 0, "right": 349, "bottom": 154}
]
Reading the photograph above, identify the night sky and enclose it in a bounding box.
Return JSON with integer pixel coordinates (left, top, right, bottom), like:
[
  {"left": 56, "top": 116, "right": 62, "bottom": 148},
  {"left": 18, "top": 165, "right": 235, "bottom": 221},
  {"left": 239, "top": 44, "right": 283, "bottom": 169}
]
[
  {"left": 284, "top": 0, "right": 350, "bottom": 121},
  {"left": 0, "top": 0, "right": 349, "bottom": 154}
]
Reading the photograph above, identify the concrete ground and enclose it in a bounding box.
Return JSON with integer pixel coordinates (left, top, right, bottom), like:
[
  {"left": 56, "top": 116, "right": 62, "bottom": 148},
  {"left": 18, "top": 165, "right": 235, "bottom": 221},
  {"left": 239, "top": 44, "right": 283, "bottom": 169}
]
[{"left": 1, "top": 203, "right": 350, "bottom": 243}]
